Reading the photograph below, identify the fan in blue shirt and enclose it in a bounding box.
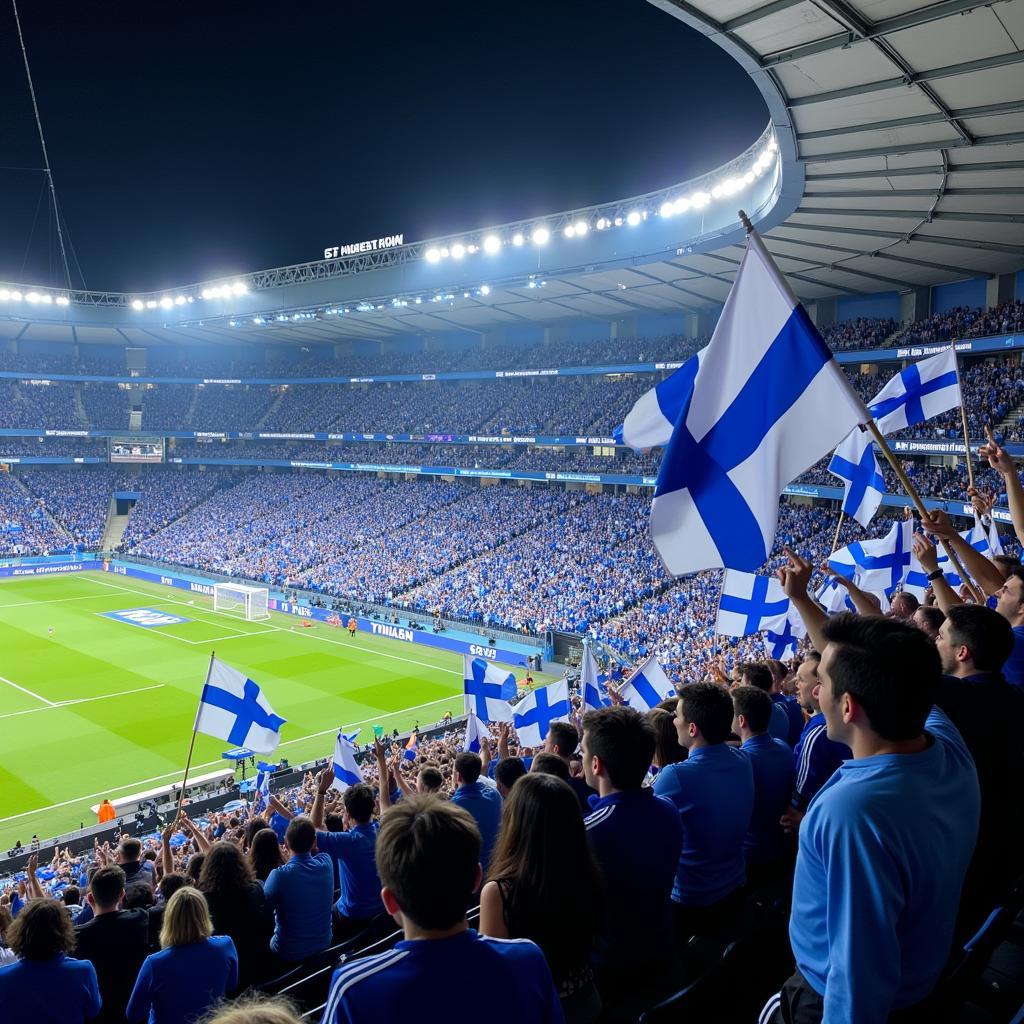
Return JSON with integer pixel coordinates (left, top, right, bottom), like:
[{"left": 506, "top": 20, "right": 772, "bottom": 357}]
[
  {"left": 322, "top": 795, "right": 562, "bottom": 1024},
  {"left": 734, "top": 662, "right": 792, "bottom": 746},
  {"left": 993, "top": 568, "right": 1024, "bottom": 690},
  {"left": 449, "top": 752, "right": 503, "bottom": 871},
  {"left": 653, "top": 683, "right": 753, "bottom": 921}
]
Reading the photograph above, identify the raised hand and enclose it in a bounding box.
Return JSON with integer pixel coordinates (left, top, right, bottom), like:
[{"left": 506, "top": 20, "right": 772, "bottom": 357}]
[
  {"left": 911, "top": 532, "right": 939, "bottom": 574},
  {"left": 776, "top": 547, "right": 813, "bottom": 600},
  {"left": 979, "top": 425, "right": 1015, "bottom": 476}
]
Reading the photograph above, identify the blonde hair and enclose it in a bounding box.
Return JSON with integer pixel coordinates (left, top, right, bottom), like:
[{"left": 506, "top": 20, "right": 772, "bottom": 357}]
[
  {"left": 197, "top": 993, "right": 301, "bottom": 1024},
  {"left": 160, "top": 885, "right": 213, "bottom": 948}
]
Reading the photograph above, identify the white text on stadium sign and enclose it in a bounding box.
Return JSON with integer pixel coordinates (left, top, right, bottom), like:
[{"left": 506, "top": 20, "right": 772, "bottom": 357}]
[{"left": 323, "top": 234, "right": 404, "bottom": 260}]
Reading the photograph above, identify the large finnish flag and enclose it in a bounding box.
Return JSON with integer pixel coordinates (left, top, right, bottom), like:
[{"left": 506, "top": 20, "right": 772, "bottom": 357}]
[
  {"left": 463, "top": 656, "right": 516, "bottom": 723},
  {"left": 614, "top": 350, "right": 704, "bottom": 450},
  {"left": 332, "top": 731, "right": 364, "bottom": 792},
  {"left": 194, "top": 658, "right": 286, "bottom": 754},
  {"left": 650, "top": 231, "right": 866, "bottom": 576},
  {"left": 716, "top": 570, "right": 790, "bottom": 638},
  {"left": 619, "top": 654, "right": 673, "bottom": 713},
  {"left": 829, "top": 428, "right": 886, "bottom": 528},
  {"left": 829, "top": 519, "right": 913, "bottom": 596},
  {"left": 513, "top": 680, "right": 572, "bottom": 748},
  {"left": 581, "top": 646, "right": 611, "bottom": 711},
  {"left": 869, "top": 346, "right": 961, "bottom": 435}
]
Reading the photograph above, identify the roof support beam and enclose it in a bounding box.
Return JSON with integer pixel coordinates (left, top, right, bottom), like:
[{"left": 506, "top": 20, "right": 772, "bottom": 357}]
[
  {"left": 796, "top": 207, "right": 1024, "bottom": 224},
  {"left": 771, "top": 220, "right": 1024, "bottom": 255},
  {"left": 806, "top": 161, "right": 1024, "bottom": 181},
  {"left": 806, "top": 187, "right": 1024, "bottom": 198},
  {"left": 797, "top": 100, "right": 1024, "bottom": 141},
  {"left": 722, "top": 0, "right": 807, "bottom": 31},
  {"left": 805, "top": 131, "right": 1024, "bottom": 163}
]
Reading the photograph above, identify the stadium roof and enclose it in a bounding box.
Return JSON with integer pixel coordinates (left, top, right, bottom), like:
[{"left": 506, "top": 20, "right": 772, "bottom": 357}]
[{"left": 1, "top": 0, "right": 1021, "bottom": 349}]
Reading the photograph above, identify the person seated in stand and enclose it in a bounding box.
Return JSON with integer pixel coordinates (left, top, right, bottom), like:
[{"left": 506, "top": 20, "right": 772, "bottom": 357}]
[
  {"left": 0, "top": 897, "right": 101, "bottom": 1024},
  {"left": 449, "top": 752, "right": 502, "bottom": 872},
  {"left": 320, "top": 797, "right": 563, "bottom": 1024}
]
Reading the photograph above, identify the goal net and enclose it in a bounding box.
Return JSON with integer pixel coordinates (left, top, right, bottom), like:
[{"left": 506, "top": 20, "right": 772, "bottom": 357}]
[{"left": 213, "top": 583, "right": 270, "bottom": 621}]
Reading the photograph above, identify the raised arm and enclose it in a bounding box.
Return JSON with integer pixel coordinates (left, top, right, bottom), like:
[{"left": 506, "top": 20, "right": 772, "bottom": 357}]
[
  {"left": 311, "top": 765, "right": 334, "bottom": 830},
  {"left": 390, "top": 753, "right": 414, "bottom": 797},
  {"left": 373, "top": 740, "right": 392, "bottom": 811},
  {"left": 824, "top": 567, "right": 882, "bottom": 618},
  {"left": 776, "top": 547, "right": 829, "bottom": 654},
  {"left": 25, "top": 853, "right": 43, "bottom": 900},
  {"left": 924, "top": 509, "right": 1005, "bottom": 596},
  {"left": 179, "top": 815, "right": 211, "bottom": 853},
  {"left": 980, "top": 425, "right": 1024, "bottom": 545},
  {"left": 911, "top": 533, "right": 962, "bottom": 614},
  {"left": 160, "top": 822, "right": 176, "bottom": 877}
]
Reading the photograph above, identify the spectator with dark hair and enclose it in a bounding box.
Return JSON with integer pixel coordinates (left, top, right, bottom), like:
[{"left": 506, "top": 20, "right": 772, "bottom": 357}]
[
  {"left": 889, "top": 591, "right": 920, "bottom": 620},
  {"left": 248, "top": 829, "right": 285, "bottom": 884},
  {"left": 198, "top": 842, "right": 273, "bottom": 990},
  {"left": 481, "top": 774, "right": 603, "bottom": 1023},
  {"left": 767, "top": 659, "right": 805, "bottom": 747},
  {"left": 731, "top": 686, "right": 794, "bottom": 884},
  {"left": 0, "top": 898, "right": 101, "bottom": 1023},
  {"left": 994, "top": 566, "right": 1024, "bottom": 689},
  {"left": 263, "top": 817, "right": 333, "bottom": 964},
  {"left": 61, "top": 886, "right": 83, "bottom": 920},
  {"left": 116, "top": 837, "right": 153, "bottom": 889},
  {"left": 310, "top": 773, "right": 385, "bottom": 941},
  {"left": 73, "top": 864, "right": 150, "bottom": 1024},
  {"left": 494, "top": 756, "right": 527, "bottom": 797},
  {"left": 763, "top": 613, "right": 980, "bottom": 1024},
  {"left": 321, "top": 796, "right": 562, "bottom": 1023},
  {"left": 529, "top": 752, "right": 571, "bottom": 783},
  {"left": 0, "top": 905, "right": 15, "bottom": 966},
  {"left": 582, "top": 705, "right": 682, "bottom": 993},
  {"left": 542, "top": 721, "right": 596, "bottom": 811},
  {"left": 126, "top": 886, "right": 237, "bottom": 1024},
  {"left": 736, "top": 662, "right": 793, "bottom": 745},
  {"left": 913, "top": 604, "right": 945, "bottom": 640},
  {"left": 149, "top": 873, "right": 186, "bottom": 949},
  {"left": 417, "top": 766, "right": 443, "bottom": 793},
  {"left": 653, "top": 682, "right": 754, "bottom": 939},
  {"left": 450, "top": 752, "right": 502, "bottom": 873},
  {"left": 647, "top": 708, "right": 686, "bottom": 773}
]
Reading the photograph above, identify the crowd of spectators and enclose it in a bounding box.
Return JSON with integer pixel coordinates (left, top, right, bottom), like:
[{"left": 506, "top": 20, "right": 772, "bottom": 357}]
[
  {"left": 820, "top": 316, "right": 897, "bottom": 351},
  {"left": 18, "top": 468, "right": 137, "bottom": 548},
  {"left": 0, "top": 473, "right": 72, "bottom": 555}
]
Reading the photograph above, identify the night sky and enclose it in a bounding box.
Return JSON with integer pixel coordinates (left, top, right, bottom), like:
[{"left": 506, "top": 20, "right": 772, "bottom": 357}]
[{"left": 0, "top": 1, "right": 765, "bottom": 293}]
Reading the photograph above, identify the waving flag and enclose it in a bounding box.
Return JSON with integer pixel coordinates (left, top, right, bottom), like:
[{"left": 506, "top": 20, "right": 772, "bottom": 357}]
[
  {"left": 615, "top": 350, "right": 704, "bottom": 450},
  {"left": 332, "top": 731, "right": 364, "bottom": 793},
  {"left": 403, "top": 731, "right": 418, "bottom": 761},
  {"left": 463, "top": 656, "right": 515, "bottom": 723},
  {"left": 254, "top": 770, "right": 271, "bottom": 813},
  {"left": 513, "top": 680, "right": 572, "bottom": 748},
  {"left": 716, "top": 570, "right": 790, "bottom": 638},
  {"left": 650, "top": 230, "right": 866, "bottom": 576},
  {"left": 463, "top": 713, "right": 489, "bottom": 755},
  {"left": 619, "top": 654, "right": 673, "bottom": 713},
  {"left": 829, "top": 428, "right": 886, "bottom": 528},
  {"left": 869, "top": 346, "right": 961, "bottom": 435},
  {"left": 763, "top": 608, "right": 806, "bottom": 659},
  {"left": 905, "top": 522, "right": 992, "bottom": 598},
  {"left": 581, "top": 646, "right": 611, "bottom": 711},
  {"left": 983, "top": 516, "right": 1004, "bottom": 556},
  {"left": 194, "top": 658, "right": 286, "bottom": 754},
  {"left": 829, "top": 519, "right": 913, "bottom": 596}
]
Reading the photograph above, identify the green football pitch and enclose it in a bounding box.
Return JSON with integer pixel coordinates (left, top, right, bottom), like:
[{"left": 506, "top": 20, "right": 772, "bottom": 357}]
[{"left": 0, "top": 571, "right": 547, "bottom": 848}]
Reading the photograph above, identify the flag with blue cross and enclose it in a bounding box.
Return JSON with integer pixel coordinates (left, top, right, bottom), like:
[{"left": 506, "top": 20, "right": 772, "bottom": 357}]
[
  {"left": 716, "top": 569, "right": 790, "bottom": 638},
  {"left": 194, "top": 657, "right": 286, "bottom": 754},
  {"left": 829, "top": 519, "right": 913, "bottom": 597},
  {"left": 868, "top": 346, "right": 961, "bottom": 435},
  {"left": 462, "top": 656, "right": 516, "bottom": 723},
  {"left": 513, "top": 680, "right": 572, "bottom": 748},
  {"left": 762, "top": 610, "right": 806, "bottom": 660},
  {"left": 828, "top": 427, "right": 886, "bottom": 528}
]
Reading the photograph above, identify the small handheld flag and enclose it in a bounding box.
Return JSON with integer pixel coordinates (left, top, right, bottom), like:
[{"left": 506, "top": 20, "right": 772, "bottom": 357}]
[
  {"left": 716, "top": 570, "right": 790, "bottom": 638},
  {"left": 581, "top": 646, "right": 611, "bottom": 711},
  {"left": 463, "top": 713, "right": 490, "bottom": 755},
  {"left": 193, "top": 657, "right": 286, "bottom": 754},
  {"left": 332, "top": 731, "right": 364, "bottom": 792},
  {"left": 403, "top": 732, "right": 418, "bottom": 761},
  {"left": 619, "top": 654, "right": 672, "bottom": 713},
  {"left": 868, "top": 346, "right": 961, "bottom": 435},
  {"left": 463, "top": 656, "right": 515, "bottom": 723},
  {"left": 829, "top": 428, "right": 886, "bottom": 528},
  {"left": 513, "top": 680, "right": 572, "bottom": 748}
]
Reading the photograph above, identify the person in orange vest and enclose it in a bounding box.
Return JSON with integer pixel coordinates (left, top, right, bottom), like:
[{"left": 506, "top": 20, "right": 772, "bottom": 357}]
[
  {"left": 97, "top": 799, "right": 116, "bottom": 824},
  {"left": 347, "top": 617, "right": 357, "bottom": 637}
]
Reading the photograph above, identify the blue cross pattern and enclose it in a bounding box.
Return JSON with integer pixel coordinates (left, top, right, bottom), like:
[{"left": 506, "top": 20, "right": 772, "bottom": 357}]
[
  {"left": 625, "top": 669, "right": 662, "bottom": 710},
  {"left": 869, "top": 361, "right": 958, "bottom": 427},
  {"left": 847, "top": 524, "right": 911, "bottom": 595},
  {"left": 829, "top": 444, "right": 885, "bottom": 518},
  {"left": 200, "top": 678, "right": 286, "bottom": 747},
  {"left": 515, "top": 686, "right": 571, "bottom": 739},
  {"left": 765, "top": 619, "right": 799, "bottom": 659},
  {"left": 720, "top": 574, "right": 789, "bottom": 636},
  {"left": 464, "top": 658, "right": 516, "bottom": 720},
  {"left": 654, "top": 303, "right": 833, "bottom": 569}
]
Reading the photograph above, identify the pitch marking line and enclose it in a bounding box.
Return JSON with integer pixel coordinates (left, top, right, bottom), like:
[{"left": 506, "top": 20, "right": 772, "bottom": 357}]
[
  {"left": 82, "top": 575, "right": 465, "bottom": 677},
  {"left": 0, "top": 673, "right": 57, "bottom": 707},
  {"left": 0, "top": 593, "right": 120, "bottom": 609},
  {"left": 0, "top": 684, "right": 166, "bottom": 722},
  {"left": 0, "top": 693, "right": 459, "bottom": 825}
]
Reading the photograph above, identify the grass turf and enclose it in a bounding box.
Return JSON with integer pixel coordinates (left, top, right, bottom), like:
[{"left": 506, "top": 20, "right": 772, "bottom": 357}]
[{"left": 0, "top": 571, "right": 547, "bottom": 847}]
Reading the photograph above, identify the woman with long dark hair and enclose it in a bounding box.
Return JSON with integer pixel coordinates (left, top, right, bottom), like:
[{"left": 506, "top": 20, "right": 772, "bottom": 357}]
[
  {"left": 648, "top": 708, "right": 686, "bottom": 777},
  {"left": 248, "top": 828, "right": 285, "bottom": 883},
  {"left": 479, "top": 773, "right": 603, "bottom": 1024},
  {"left": 198, "top": 842, "right": 273, "bottom": 989}
]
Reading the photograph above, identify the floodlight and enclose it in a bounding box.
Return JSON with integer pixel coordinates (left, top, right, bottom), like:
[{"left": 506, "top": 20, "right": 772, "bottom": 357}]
[
  {"left": 425, "top": 247, "right": 441, "bottom": 263},
  {"left": 480, "top": 284, "right": 491, "bottom": 296},
  {"left": 673, "top": 197, "right": 690, "bottom": 214},
  {"left": 743, "top": 171, "right": 755, "bottom": 185},
  {"left": 160, "top": 297, "right": 173, "bottom": 310},
  {"left": 691, "top": 191, "right": 710, "bottom": 209},
  {"left": 146, "top": 300, "right": 158, "bottom": 309},
  {"left": 660, "top": 201, "right": 675, "bottom": 218},
  {"left": 440, "top": 247, "right": 450, "bottom": 258},
  {"left": 41, "top": 294, "right": 53, "bottom": 304},
  {"left": 483, "top": 234, "right": 501, "bottom": 254},
  {"left": 232, "top": 281, "right": 248, "bottom": 295},
  {"left": 26, "top": 292, "right": 40, "bottom": 303},
  {"left": 55, "top": 296, "right": 69, "bottom": 307},
  {"left": 512, "top": 233, "right": 524, "bottom": 246},
  {"left": 131, "top": 299, "right": 144, "bottom": 310},
  {"left": 711, "top": 185, "right": 723, "bottom": 199},
  {"left": 467, "top": 244, "right": 478, "bottom": 254},
  {"left": 596, "top": 218, "right": 609, "bottom": 230},
  {"left": 626, "top": 211, "right": 641, "bottom": 226},
  {"left": 532, "top": 226, "right": 550, "bottom": 245},
  {"left": 175, "top": 296, "right": 186, "bottom": 305},
  {"left": 564, "top": 225, "right": 576, "bottom": 238},
  {"left": 574, "top": 220, "right": 588, "bottom": 236},
  {"left": 201, "top": 288, "right": 213, "bottom": 299},
  {"left": 451, "top": 243, "right": 466, "bottom": 259},
  {"left": 0, "top": 290, "right": 9, "bottom": 301},
  {"left": 10, "top": 291, "right": 22, "bottom": 301},
  {"left": 614, "top": 217, "right": 623, "bottom": 227}
]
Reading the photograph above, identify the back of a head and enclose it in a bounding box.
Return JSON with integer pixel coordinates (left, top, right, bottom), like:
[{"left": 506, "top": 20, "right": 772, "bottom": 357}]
[
  {"left": 822, "top": 612, "right": 939, "bottom": 741},
  {"left": 738, "top": 662, "right": 773, "bottom": 693},
  {"left": 249, "top": 829, "right": 284, "bottom": 881},
  {"left": 530, "top": 752, "right": 571, "bottom": 782},
  {"left": 418, "top": 766, "right": 443, "bottom": 793},
  {"left": 61, "top": 886, "right": 81, "bottom": 908},
  {"left": 766, "top": 659, "right": 787, "bottom": 688},
  {"left": 546, "top": 721, "right": 579, "bottom": 758},
  {"left": 454, "top": 751, "right": 482, "bottom": 785},
  {"left": 647, "top": 708, "right": 686, "bottom": 767},
  {"left": 914, "top": 605, "right": 945, "bottom": 635},
  {"left": 89, "top": 864, "right": 127, "bottom": 911},
  {"left": 124, "top": 883, "right": 155, "bottom": 910},
  {"left": 731, "top": 685, "right": 773, "bottom": 735},
  {"left": 7, "top": 898, "right": 76, "bottom": 961},
  {"left": 160, "top": 885, "right": 213, "bottom": 949},
  {"left": 680, "top": 682, "right": 735, "bottom": 744},
  {"left": 284, "top": 816, "right": 316, "bottom": 855},
  {"left": 159, "top": 872, "right": 187, "bottom": 903},
  {"left": 119, "top": 837, "right": 142, "bottom": 863},
  {"left": 198, "top": 840, "right": 253, "bottom": 894},
  {"left": 494, "top": 756, "right": 527, "bottom": 792},
  {"left": 197, "top": 992, "right": 301, "bottom": 1024},
  {"left": 582, "top": 705, "right": 656, "bottom": 789},
  {"left": 375, "top": 795, "right": 480, "bottom": 931},
  {"left": 946, "top": 603, "right": 1015, "bottom": 673},
  {"left": 342, "top": 783, "right": 376, "bottom": 824}
]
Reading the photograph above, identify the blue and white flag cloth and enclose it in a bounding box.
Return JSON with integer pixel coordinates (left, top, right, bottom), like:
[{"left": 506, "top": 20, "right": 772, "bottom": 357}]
[
  {"left": 463, "top": 712, "right": 490, "bottom": 755},
  {"left": 829, "top": 428, "right": 886, "bottom": 528},
  {"left": 815, "top": 575, "right": 891, "bottom": 614},
  {"left": 332, "top": 731, "right": 364, "bottom": 793},
  {"left": 614, "top": 349, "right": 704, "bottom": 450},
  {"left": 581, "top": 646, "right": 611, "bottom": 711},
  {"left": 982, "top": 516, "right": 1004, "bottom": 556},
  {"left": 254, "top": 770, "right": 271, "bottom": 812},
  {"left": 868, "top": 346, "right": 961, "bottom": 435},
  {"left": 513, "top": 680, "right": 571, "bottom": 748},
  {"left": 463, "top": 656, "right": 515, "bottom": 723},
  {"left": 618, "top": 654, "right": 673, "bottom": 713},
  {"left": 763, "top": 610, "right": 806, "bottom": 660},
  {"left": 716, "top": 570, "right": 790, "bottom": 638},
  {"left": 829, "top": 519, "right": 913, "bottom": 596},
  {"left": 194, "top": 658, "right": 286, "bottom": 754},
  {"left": 650, "top": 231, "right": 866, "bottom": 576}
]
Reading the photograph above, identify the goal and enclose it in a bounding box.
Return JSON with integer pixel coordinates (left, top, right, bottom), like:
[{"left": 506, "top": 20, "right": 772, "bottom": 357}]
[{"left": 213, "top": 583, "right": 270, "bottom": 621}]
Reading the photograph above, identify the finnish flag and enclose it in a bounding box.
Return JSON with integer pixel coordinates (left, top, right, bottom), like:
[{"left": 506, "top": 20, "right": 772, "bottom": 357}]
[
  {"left": 194, "top": 658, "right": 286, "bottom": 754},
  {"left": 869, "top": 346, "right": 961, "bottom": 435},
  {"left": 463, "top": 712, "right": 490, "bottom": 755},
  {"left": 619, "top": 654, "right": 673, "bottom": 713},
  {"left": 463, "top": 656, "right": 515, "bottom": 723},
  {"left": 254, "top": 770, "right": 271, "bottom": 813},
  {"left": 815, "top": 576, "right": 890, "bottom": 614},
  {"left": 614, "top": 350, "right": 704, "bottom": 451},
  {"left": 829, "top": 428, "right": 886, "bottom": 528},
  {"left": 982, "top": 516, "right": 1004, "bottom": 556},
  {"left": 650, "top": 231, "right": 866, "bottom": 576},
  {"left": 581, "top": 646, "right": 611, "bottom": 711},
  {"left": 829, "top": 519, "right": 913, "bottom": 597},
  {"left": 332, "top": 731, "right": 364, "bottom": 793},
  {"left": 763, "top": 610, "right": 806, "bottom": 659},
  {"left": 513, "top": 680, "right": 572, "bottom": 748},
  {"left": 716, "top": 570, "right": 790, "bottom": 638}
]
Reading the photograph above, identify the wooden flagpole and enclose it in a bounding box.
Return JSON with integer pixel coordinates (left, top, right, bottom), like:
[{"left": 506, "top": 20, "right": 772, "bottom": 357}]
[
  {"left": 952, "top": 347, "right": 975, "bottom": 490},
  {"left": 176, "top": 650, "right": 215, "bottom": 823},
  {"left": 829, "top": 509, "right": 845, "bottom": 557}
]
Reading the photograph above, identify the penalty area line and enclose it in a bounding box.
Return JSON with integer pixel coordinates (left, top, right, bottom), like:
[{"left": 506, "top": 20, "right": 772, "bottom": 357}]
[{"left": 0, "top": 684, "right": 166, "bottom": 721}]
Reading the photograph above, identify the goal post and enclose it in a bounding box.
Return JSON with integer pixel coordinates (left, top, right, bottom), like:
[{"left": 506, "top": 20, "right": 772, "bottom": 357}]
[{"left": 213, "top": 583, "right": 270, "bottom": 621}]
